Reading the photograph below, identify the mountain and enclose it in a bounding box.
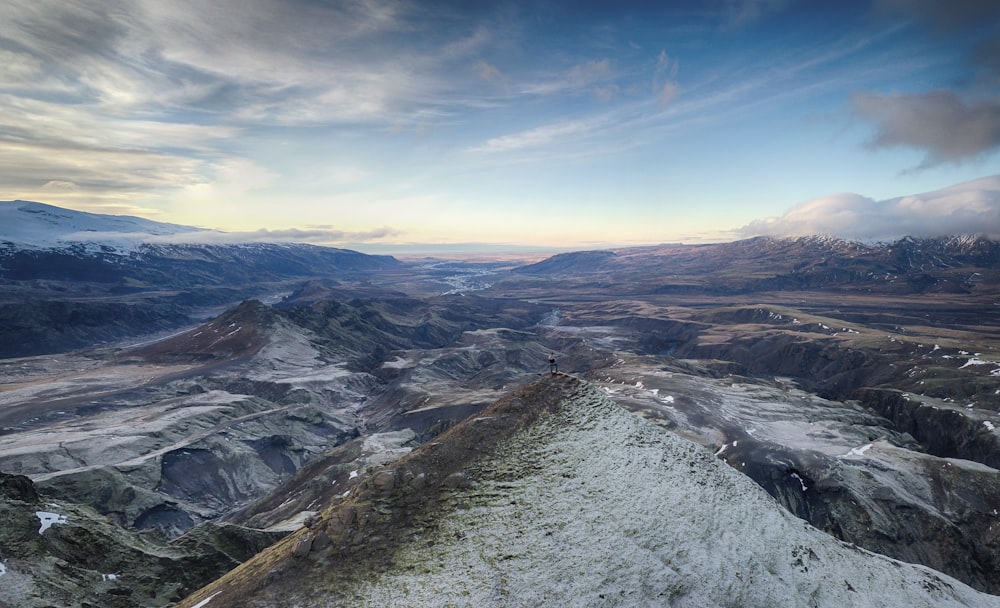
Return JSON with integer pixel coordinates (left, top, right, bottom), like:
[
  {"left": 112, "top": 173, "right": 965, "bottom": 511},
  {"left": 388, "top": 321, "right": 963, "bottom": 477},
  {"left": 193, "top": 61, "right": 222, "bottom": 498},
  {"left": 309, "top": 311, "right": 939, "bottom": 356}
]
[
  {"left": 0, "top": 201, "right": 401, "bottom": 358},
  {"left": 176, "top": 376, "right": 999, "bottom": 608},
  {"left": 509, "top": 235, "right": 1000, "bottom": 296},
  {"left": 0, "top": 200, "right": 400, "bottom": 285},
  {"left": 0, "top": 200, "right": 201, "bottom": 254}
]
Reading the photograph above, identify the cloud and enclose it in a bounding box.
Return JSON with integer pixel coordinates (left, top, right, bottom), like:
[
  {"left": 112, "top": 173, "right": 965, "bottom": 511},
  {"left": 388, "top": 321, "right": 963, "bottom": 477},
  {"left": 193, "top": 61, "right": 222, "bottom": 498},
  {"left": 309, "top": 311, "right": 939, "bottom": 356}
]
[
  {"left": 852, "top": 91, "right": 1000, "bottom": 167},
  {"left": 658, "top": 82, "right": 681, "bottom": 107},
  {"left": 740, "top": 175, "right": 1000, "bottom": 240},
  {"left": 469, "top": 116, "right": 611, "bottom": 153},
  {"left": 853, "top": 1, "right": 1000, "bottom": 169},
  {"left": 522, "top": 59, "right": 614, "bottom": 96},
  {"left": 653, "top": 50, "right": 681, "bottom": 107},
  {"left": 476, "top": 61, "right": 505, "bottom": 83},
  {"left": 149, "top": 226, "right": 400, "bottom": 245},
  {"left": 0, "top": 0, "right": 539, "bottom": 212}
]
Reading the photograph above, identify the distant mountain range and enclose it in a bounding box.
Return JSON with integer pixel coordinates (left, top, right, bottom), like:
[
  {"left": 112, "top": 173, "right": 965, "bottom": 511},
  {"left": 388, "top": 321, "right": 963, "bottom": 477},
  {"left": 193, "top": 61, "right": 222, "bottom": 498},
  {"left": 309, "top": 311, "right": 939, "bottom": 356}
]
[
  {"left": 3, "top": 199, "right": 1000, "bottom": 358},
  {"left": 512, "top": 234, "right": 1000, "bottom": 296},
  {"left": 0, "top": 200, "right": 399, "bottom": 286},
  {"left": 0, "top": 201, "right": 401, "bottom": 357}
]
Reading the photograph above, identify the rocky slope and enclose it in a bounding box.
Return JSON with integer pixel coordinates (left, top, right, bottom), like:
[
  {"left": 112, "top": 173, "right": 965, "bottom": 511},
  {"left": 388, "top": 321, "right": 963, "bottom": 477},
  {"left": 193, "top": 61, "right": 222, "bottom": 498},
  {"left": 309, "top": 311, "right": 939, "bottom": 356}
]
[
  {"left": 0, "top": 472, "right": 285, "bottom": 608},
  {"left": 592, "top": 356, "right": 1000, "bottom": 594},
  {"left": 176, "top": 376, "right": 1000, "bottom": 608}
]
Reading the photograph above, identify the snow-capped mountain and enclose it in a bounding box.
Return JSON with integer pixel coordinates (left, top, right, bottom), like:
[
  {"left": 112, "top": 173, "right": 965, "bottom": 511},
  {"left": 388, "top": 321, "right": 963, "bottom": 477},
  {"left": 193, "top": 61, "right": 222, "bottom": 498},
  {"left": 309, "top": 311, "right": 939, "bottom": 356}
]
[
  {"left": 0, "top": 200, "right": 399, "bottom": 288},
  {"left": 0, "top": 200, "right": 201, "bottom": 254},
  {"left": 0, "top": 200, "right": 400, "bottom": 358}
]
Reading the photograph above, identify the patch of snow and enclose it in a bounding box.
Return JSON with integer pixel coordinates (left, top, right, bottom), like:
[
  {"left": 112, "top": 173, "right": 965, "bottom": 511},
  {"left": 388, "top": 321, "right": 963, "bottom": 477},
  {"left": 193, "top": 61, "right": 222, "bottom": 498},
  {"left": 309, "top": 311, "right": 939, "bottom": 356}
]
[
  {"left": 102, "top": 573, "right": 119, "bottom": 581},
  {"left": 190, "top": 592, "right": 221, "bottom": 608},
  {"left": 960, "top": 358, "right": 992, "bottom": 368},
  {"left": 985, "top": 421, "right": 996, "bottom": 432},
  {"left": 349, "top": 470, "right": 359, "bottom": 479},
  {"left": 662, "top": 395, "right": 675, "bottom": 404},
  {"left": 35, "top": 511, "right": 68, "bottom": 534},
  {"left": 841, "top": 444, "right": 874, "bottom": 459},
  {"left": 382, "top": 356, "right": 412, "bottom": 369},
  {"left": 790, "top": 472, "right": 809, "bottom": 491},
  {"left": 0, "top": 562, "right": 5, "bottom": 577}
]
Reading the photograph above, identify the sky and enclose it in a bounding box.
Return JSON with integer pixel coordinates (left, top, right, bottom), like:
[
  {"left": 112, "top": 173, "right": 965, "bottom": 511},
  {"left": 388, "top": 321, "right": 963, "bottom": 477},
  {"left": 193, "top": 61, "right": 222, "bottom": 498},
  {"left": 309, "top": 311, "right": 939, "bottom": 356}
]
[{"left": 1, "top": 0, "right": 999, "bottom": 252}]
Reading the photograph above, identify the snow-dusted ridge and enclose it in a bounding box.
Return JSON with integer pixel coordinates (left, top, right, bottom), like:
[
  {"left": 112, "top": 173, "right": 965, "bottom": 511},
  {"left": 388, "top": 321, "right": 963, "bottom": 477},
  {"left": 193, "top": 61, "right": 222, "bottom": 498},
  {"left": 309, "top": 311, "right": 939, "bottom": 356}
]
[
  {"left": 349, "top": 381, "right": 998, "bottom": 608},
  {"left": 178, "top": 377, "right": 1000, "bottom": 608}
]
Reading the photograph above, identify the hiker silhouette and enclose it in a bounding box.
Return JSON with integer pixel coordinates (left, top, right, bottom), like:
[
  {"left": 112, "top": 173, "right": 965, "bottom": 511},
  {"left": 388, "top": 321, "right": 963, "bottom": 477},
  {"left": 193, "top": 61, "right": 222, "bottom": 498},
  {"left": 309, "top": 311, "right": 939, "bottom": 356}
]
[{"left": 548, "top": 355, "right": 558, "bottom": 375}]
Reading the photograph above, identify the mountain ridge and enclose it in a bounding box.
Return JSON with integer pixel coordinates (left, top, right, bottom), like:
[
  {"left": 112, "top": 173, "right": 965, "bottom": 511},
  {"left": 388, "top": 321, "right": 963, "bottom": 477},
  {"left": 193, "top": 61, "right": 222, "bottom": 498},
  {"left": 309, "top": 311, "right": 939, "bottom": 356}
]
[{"left": 176, "top": 376, "right": 1000, "bottom": 608}]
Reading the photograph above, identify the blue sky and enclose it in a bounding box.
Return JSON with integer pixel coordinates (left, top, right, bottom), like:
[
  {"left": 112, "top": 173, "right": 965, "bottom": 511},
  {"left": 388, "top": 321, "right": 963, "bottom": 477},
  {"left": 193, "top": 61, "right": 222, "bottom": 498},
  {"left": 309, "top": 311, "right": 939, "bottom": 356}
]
[{"left": 2, "top": 0, "right": 999, "bottom": 251}]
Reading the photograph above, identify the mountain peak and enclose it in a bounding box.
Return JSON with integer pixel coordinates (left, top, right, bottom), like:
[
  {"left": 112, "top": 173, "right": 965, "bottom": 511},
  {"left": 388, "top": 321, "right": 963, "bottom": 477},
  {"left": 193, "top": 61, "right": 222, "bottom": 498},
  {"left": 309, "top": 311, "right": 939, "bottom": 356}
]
[{"left": 127, "top": 300, "right": 280, "bottom": 364}]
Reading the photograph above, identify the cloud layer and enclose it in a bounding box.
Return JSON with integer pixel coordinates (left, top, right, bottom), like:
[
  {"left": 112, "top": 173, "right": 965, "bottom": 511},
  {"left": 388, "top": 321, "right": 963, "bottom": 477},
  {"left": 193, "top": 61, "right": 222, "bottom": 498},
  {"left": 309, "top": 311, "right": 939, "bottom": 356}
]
[{"left": 740, "top": 175, "right": 1000, "bottom": 241}]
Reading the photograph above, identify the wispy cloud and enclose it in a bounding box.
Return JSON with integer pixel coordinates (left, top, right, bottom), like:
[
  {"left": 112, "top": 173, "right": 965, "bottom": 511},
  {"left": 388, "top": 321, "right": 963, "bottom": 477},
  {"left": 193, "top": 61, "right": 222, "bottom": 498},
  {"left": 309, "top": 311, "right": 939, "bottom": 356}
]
[
  {"left": 740, "top": 175, "right": 1000, "bottom": 240},
  {"left": 522, "top": 59, "right": 615, "bottom": 96},
  {"left": 0, "top": 0, "right": 501, "bottom": 210},
  {"left": 469, "top": 116, "right": 613, "bottom": 153},
  {"left": 149, "top": 226, "right": 400, "bottom": 245}
]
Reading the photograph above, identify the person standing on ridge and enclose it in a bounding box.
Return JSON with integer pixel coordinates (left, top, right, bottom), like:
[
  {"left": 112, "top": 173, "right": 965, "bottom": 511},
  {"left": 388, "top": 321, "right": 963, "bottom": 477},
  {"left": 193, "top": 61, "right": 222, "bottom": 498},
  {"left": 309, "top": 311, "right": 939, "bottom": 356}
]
[{"left": 549, "top": 354, "right": 558, "bottom": 375}]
